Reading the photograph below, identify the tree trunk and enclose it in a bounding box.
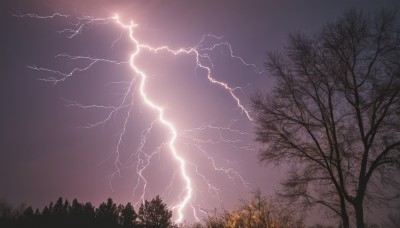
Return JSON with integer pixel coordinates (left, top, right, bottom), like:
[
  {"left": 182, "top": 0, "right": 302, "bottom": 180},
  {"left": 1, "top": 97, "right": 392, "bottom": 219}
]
[
  {"left": 340, "top": 202, "right": 350, "bottom": 228},
  {"left": 354, "top": 200, "right": 365, "bottom": 228},
  {"left": 342, "top": 213, "right": 350, "bottom": 228},
  {"left": 338, "top": 192, "right": 350, "bottom": 228}
]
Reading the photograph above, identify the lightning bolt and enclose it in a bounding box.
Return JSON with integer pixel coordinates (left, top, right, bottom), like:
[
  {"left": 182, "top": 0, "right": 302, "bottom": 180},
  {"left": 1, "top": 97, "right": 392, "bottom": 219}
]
[{"left": 15, "top": 11, "right": 259, "bottom": 224}]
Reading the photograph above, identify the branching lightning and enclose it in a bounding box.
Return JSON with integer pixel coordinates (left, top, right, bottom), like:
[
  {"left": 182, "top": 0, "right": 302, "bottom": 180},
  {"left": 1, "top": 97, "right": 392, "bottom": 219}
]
[{"left": 15, "top": 11, "right": 259, "bottom": 224}]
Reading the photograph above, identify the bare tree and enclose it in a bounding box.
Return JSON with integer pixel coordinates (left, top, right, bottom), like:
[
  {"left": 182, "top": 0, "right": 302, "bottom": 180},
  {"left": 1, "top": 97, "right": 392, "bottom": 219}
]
[
  {"left": 202, "top": 190, "right": 304, "bottom": 228},
  {"left": 252, "top": 9, "right": 400, "bottom": 228}
]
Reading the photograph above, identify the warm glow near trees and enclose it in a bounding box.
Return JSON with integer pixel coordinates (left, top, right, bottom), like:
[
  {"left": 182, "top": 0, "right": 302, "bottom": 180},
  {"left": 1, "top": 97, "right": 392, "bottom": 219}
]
[{"left": 203, "top": 190, "right": 304, "bottom": 228}]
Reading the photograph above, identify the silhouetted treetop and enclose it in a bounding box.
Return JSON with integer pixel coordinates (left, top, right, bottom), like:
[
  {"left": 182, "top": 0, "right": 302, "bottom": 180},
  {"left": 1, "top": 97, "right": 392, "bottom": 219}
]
[
  {"left": 0, "top": 197, "right": 140, "bottom": 228},
  {"left": 138, "top": 195, "right": 172, "bottom": 228}
]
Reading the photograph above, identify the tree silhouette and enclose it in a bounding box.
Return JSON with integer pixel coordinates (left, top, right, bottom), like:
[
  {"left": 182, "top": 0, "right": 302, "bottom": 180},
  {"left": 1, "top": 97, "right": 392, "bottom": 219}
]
[
  {"left": 0, "top": 197, "right": 142, "bottom": 228},
  {"left": 96, "top": 198, "right": 119, "bottom": 228},
  {"left": 120, "top": 202, "right": 137, "bottom": 228},
  {"left": 138, "top": 195, "right": 172, "bottom": 228},
  {"left": 252, "top": 9, "right": 400, "bottom": 228},
  {"left": 69, "top": 198, "right": 83, "bottom": 224},
  {"left": 64, "top": 198, "right": 95, "bottom": 227},
  {"left": 83, "top": 202, "right": 96, "bottom": 219}
]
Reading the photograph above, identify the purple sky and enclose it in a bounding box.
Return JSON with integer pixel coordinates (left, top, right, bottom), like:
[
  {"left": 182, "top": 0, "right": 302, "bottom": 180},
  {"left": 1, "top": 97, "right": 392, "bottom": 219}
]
[{"left": 1, "top": 0, "right": 399, "bottom": 225}]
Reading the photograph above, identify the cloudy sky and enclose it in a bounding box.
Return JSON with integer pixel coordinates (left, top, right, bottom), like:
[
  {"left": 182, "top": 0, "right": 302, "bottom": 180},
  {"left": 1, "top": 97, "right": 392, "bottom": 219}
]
[{"left": 1, "top": 0, "right": 399, "bottom": 224}]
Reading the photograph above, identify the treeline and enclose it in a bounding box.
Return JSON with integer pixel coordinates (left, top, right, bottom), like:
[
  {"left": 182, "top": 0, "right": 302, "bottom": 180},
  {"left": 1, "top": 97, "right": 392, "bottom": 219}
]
[
  {"left": 0, "top": 191, "right": 306, "bottom": 228},
  {"left": 0, "top": 195, "right": 172, "bottom": 228},
  {"left": 9, "top": 191, "right": 399, "bottom": 227},
  {"left": 8, "top": 191, "right": 398, "bottom": 227}
]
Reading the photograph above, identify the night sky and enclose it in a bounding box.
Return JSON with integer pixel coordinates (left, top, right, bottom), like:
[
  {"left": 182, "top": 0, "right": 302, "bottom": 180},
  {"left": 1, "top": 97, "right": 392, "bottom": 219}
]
[{"left": 1, "top": 0, "right": 399, "bottom": 224}]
